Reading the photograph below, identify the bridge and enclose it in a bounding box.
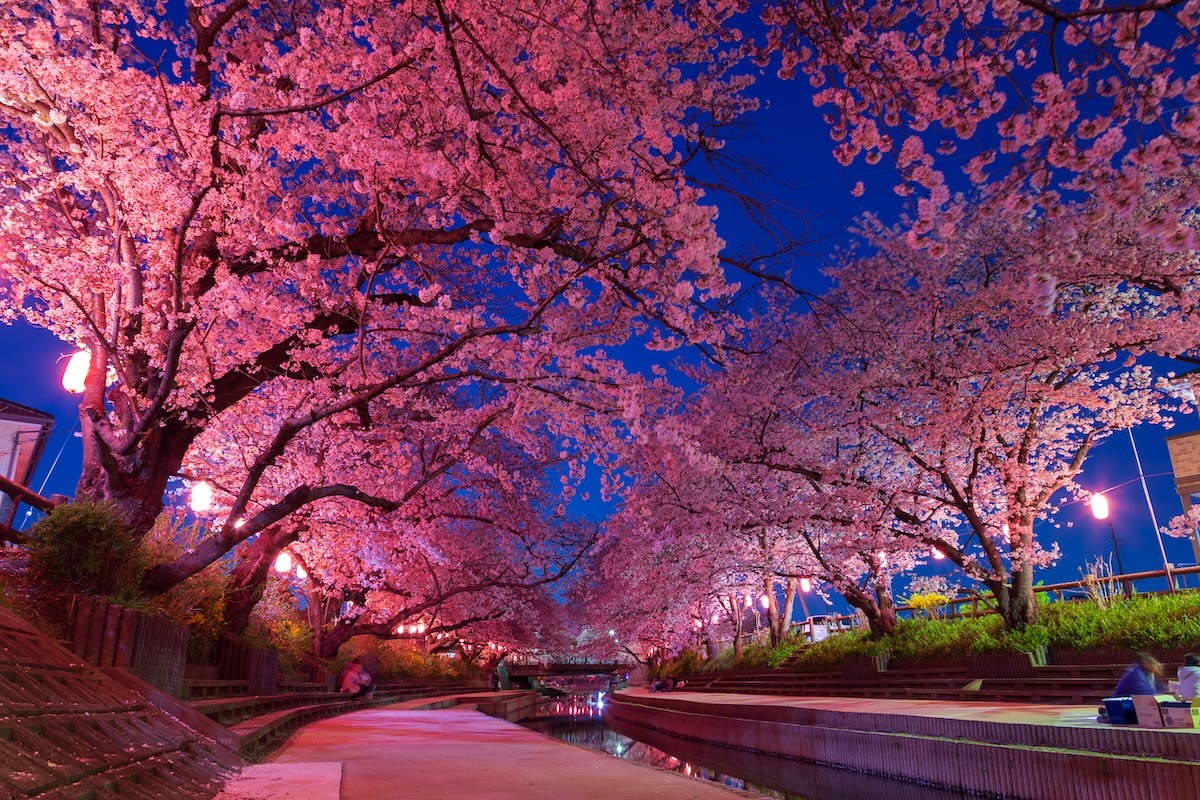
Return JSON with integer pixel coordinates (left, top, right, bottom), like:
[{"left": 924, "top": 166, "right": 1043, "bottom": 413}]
[{"left": 505, "top": 661, "right": 626, "bottom": 678}]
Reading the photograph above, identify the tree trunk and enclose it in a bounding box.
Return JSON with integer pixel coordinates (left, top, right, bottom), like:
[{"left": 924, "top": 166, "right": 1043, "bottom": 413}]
[
  {"left": 775, "top": 577, "right": 797, "bottom": 643},
  {"left": 874, "top": 581, "right": 896, "bottom": 635},
  {"left": 318, "top": 620, "right": 363, "bottom": 660},
  {"left": 842, "top": 583, "right": 895, "bottom": 638},
  {"left": 223, "top": 526, "right": 300, "bottom": 635},
  {"left": 1001, "top": 562, "right": 1039, "bottom": 629},
  {"left": 704, "top": 628, "right": 719, "bottom": 660},
  {"left": 762, "top": 573, "right": 780, "bottom": 646},
  {"left": 76, "top": 418, "right": 194, "bottom": 539}
]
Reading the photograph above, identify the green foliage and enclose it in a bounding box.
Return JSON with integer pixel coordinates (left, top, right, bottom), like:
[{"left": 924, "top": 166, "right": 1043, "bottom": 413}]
[
  {"left": 653, "top": 648, "right": 703, "bottom": 678},
  {"left": 731, "top": 641, "right": 774, "bottom": 670},
  {"left": 885, "top": 616, "right": 1005, "bottom": 660},
  {"left": 1039, "top": 592, "right": 1200, "bottom": 652},
  {"left": 240, "top": 576, "right": 319, "bottom": 673},
  {"left": 136, "top": 510, "right": 230, "bottom": 646},
  {"left": 335, "top": 636, "right": 480, "bottom": 681},
  {"left": 970, "top": 623, "right": 1051, "bottom": 655},
  {"left": 789, "top": 630, "right": 890, "bottom": 669},
  {"left": 774, "top": 593, "right": 1200, "bottom": 671},
  {"left": 27, "top": 502, "right": 141, "bottom": 596}
]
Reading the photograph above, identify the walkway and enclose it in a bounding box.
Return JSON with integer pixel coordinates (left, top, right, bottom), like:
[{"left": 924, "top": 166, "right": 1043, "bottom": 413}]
[{"left": 215, "top": 695, "right": 744, "bottom": 800}]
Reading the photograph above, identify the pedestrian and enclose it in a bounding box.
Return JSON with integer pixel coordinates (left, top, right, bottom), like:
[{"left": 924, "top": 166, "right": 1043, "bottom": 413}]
[
  {"left": 340, "top": 657, "right": 374, "bottom": 700},
  {"left": 1113, "top": 651, "right": 1166, "bottom": 696},
  {"left": 1177, "top": 653, "right": 1200, "bottom": 700}
]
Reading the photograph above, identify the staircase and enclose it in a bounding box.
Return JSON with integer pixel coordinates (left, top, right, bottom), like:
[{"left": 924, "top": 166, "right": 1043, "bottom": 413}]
[{"left": 0, "top": 608, "right": 239, "bottom": 800}]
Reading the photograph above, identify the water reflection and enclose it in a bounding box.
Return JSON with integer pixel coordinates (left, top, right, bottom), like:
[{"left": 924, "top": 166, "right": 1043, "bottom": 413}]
[{"left": 520, "top": 693, "right": 995, "bottom": 800}]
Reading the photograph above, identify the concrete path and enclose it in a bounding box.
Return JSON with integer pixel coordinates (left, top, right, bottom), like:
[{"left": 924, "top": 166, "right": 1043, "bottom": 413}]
[{"left": 215, "top": 700, "right": 749, "bottom": 800}]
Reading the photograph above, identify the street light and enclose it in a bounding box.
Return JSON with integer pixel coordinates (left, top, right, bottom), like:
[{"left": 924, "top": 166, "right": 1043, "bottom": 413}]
[
  {"left": 189, "top": 480, "right": 213, "bottom": 512},
  {"left": 1089, "top": 493, "right": 1128, "bottom": 583},
  {"left": 61, "top": 350, "right": 90, "bottom": 394}
]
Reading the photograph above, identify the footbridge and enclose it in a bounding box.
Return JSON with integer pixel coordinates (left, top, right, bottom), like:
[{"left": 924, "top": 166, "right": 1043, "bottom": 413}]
[
  {"left": 500, "top": 659, "right": 629, "bottom": 691},
  {"left": 505, "top": 661, "right": 626, "bottom": 678}
]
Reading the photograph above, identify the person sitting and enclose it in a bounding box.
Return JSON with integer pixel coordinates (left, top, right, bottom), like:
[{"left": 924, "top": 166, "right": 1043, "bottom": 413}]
[
  {"left": 1113, "top": 652, "right": 1166, "bottom": 696},
  {"left": 1178, "top": 653, "right": 1200, "bottom": 700},
  {"left": 340, "top": 657, "right": 374, "bottom": 700}
]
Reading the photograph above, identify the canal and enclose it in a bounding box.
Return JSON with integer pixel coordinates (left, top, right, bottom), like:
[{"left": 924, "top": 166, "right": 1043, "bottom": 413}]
[{"left": 518, "top": 693, "right": 998, "bottom": 800}]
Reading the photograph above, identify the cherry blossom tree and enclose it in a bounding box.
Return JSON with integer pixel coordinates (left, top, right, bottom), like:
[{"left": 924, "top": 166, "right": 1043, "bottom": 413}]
[
  {"left": 659, "top": 349, "right": 918, "bottom": 637},
  {"left": 285, "top": 470, "right": 597, "bottom": 660},
  {"left": 761, "top": 0, "right": 1200, "bottom": 251},
  {"left": 713, "top": 202, "right": 1193, "bottom": 628},
  {"left": 0, "top": 1, "right": 751, "bottom": 597}
]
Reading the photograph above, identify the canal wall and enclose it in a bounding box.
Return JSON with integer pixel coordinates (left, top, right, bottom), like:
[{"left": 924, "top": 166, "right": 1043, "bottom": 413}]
[{"left": 604, "top": 689, "right": 1200, "bottom": 800}]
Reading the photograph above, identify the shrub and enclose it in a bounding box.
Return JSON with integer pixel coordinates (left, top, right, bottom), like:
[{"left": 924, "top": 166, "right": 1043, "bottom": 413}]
[
  {"left": 1040, "top": 592, "right": 1200, "bottom": 652},
  {"left": 334, "top": 636, "right": 481, "bottom": 682},
  {"left": 906, "top": 590, "right": 952, "bottom": 619},
  {"left": 26, "top": 502, "right": 141, "bottom": 597},
  {"left": 653, "top": 648, "right": 703, "bottom": 678},
  {"left": 789, "top": 630, "right": 890, "bottom": 669},
  {"left": 136, "top": 509, "right": 230, "bottom": 648}
]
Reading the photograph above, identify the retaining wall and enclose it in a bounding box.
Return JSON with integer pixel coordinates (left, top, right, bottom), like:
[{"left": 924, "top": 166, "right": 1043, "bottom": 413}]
[
  {"left": 604, "top": 690, "right": 1200, "bottom": 800},
  {"left": 69, "top": 595, "right": 188, "bottom": 698}
]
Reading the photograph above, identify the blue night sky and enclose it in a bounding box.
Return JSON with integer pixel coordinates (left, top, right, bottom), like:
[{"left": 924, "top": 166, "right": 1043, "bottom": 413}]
[{"left": 2, "top": 62, "right": 1197, "bottom": 596}]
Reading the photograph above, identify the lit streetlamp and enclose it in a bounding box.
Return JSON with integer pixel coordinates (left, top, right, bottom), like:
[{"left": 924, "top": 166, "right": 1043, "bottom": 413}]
[
  {"left": 189, "top": 480, "right": 213, "bottom": 512},
  {"left": 61, "top": 350, "right": 90, "bottom": 394}
]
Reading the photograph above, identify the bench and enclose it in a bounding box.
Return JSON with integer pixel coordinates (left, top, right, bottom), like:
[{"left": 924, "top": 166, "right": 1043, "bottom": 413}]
[
  {"left": 966, "top": 676, "right": 1112, "bottom": 704},
  {"left": 189, "top": 691, "right": 346, "bottom": 725},
  {"left": 183, "top": 678, "right": 250, "bottom": 701},
  {"left": 276, "top": 677, "right": 331, "bottom": 693}
]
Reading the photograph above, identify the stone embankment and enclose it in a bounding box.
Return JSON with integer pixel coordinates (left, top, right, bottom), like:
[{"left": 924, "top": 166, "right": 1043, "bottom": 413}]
[{"left": 605, "top": 688, "right": 1200, "bottom": 800}]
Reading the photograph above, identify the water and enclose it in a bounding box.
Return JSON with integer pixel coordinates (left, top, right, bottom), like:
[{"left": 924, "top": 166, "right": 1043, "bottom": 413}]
[{"left": 519, "top": 693, "right": 993, "bottom": 800}]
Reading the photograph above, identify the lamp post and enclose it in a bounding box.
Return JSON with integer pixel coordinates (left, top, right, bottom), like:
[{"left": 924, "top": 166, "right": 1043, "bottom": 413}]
[{"left": 1090, "top": 493, "right": 1129, "bottom": 592}]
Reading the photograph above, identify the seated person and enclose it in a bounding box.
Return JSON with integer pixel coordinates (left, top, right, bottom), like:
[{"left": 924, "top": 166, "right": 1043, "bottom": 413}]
[
  {"left": 340, "top": 657, "right": 375, "bottom": 699},
  {"left": 1113, "top": 652, "right": 1166, "bottom": 696},
  {"left": 1178, "top": 653, "right": 1200, "bottom": 701}
]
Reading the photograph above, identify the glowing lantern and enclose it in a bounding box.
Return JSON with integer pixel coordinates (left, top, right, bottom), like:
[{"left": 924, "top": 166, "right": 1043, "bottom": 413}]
[
  {"left": 759, "top": 594, "right": 770, "bottom": 609},
  {"left": 189, "top": 481, "right": 213, "bottom": 512},
  {"left": 274, "top": 552, "right": 293, "bottom": 573},
  {"left": 416, "top": 622, "right": 426, "bottom": 634},
  {"left": 62, "top": 350, "right": 90, "bottom": 394},
  {"left": 877, "top": 551, "right": 888, "bottom": 568},
  {"left": 743, "top": 592, "right": 751, "bottom": 606},
  {"left": 1090, "top": 494, "right": 1110, "bottom": 520},
  {"left": 295, "top": 565, "right": 307, "bottom": 580},
  {"left": 799, "top": 578, "right": 812, "bottom": 593}
]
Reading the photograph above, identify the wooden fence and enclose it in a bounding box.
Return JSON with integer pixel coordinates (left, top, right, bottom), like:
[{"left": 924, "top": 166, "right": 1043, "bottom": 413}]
[{"left": 69, "top": 595, "right": 188, "bottom": 697}]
